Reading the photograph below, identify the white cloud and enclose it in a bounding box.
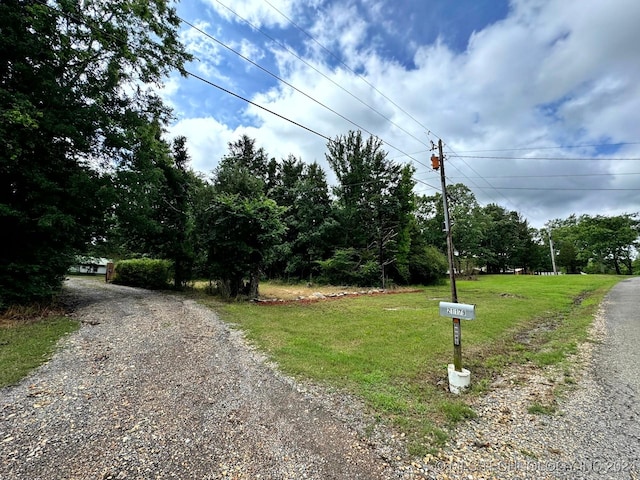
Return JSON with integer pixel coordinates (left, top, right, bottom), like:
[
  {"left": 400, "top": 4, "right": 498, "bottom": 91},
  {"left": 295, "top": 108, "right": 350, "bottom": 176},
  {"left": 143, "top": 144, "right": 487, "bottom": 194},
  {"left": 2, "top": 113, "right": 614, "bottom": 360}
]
[
  {"left": 308, "top": 2, "right": 371, "bottom": 68},
  {"left": 203, "top": 0, "right": 298, "bottom": 29},
  {"left": 180, "top": 20, "right": 235, "bottom": 83},
  {"left": 170, "top": 0, "right": 640, "bottom": 227},
  {"left": 238, "top": 38, "right": 265, "bottom": 63},
  {"left": 167, "top": 117, "right": 235, "bottom": 174}
]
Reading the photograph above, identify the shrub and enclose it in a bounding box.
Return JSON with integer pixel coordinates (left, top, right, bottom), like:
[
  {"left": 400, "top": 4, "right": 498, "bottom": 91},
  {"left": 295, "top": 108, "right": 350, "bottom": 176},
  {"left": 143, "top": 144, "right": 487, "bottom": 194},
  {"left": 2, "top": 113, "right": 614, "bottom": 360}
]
[
  {"left": 317, "top": 248, "right": 379, "bottom": 286},
  {"left": 113, "top": 259, "right": 171, "bottom": 289},
  {"left": 409, "top": 245, "right": 448, "bottom": 285}
]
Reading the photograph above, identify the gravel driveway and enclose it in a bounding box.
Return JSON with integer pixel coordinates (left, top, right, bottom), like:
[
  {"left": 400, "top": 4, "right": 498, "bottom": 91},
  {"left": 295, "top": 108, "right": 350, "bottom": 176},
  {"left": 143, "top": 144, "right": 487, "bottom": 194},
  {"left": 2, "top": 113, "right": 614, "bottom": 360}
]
[
  {"left": 0, "top": 278, "right": 397, "bottom": 479},
  {"left": 1, "top": 276, "right": 638, "bottom": 480}
]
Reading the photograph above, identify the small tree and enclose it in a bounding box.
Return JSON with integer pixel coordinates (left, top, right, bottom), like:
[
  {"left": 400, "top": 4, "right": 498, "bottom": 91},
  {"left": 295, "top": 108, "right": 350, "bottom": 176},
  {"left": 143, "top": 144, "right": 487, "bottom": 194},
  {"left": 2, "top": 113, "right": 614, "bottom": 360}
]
[
  {"left": 204, "top": 194, "right": 285, "bottom": 299},
  {"left": 203, "top": 136, "right": 285, "bottom": 299}
]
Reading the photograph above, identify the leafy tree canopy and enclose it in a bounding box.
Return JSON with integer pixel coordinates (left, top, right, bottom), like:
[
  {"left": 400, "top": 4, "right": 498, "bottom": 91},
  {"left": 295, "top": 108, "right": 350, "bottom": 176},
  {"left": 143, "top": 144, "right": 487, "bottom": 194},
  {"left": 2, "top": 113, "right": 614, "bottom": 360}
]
[{"left": 0, "top": 0, "right": 190, "bottom": 307}]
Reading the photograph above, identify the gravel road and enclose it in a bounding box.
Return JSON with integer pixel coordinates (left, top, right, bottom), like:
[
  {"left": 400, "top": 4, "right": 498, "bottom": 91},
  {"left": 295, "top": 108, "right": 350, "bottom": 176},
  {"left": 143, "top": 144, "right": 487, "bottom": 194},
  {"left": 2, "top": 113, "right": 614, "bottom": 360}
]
[
  {"left": 0, "top": 278, "right": 397, "bottom": 480},
  {"left": 1, "top": 276, "right": 638, "bottom": 480}
]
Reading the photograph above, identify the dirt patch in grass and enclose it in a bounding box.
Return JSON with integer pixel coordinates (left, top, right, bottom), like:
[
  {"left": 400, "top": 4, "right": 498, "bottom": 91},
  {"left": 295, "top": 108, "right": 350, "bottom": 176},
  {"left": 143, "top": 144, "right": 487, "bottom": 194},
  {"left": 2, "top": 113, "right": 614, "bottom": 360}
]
[{"left": 255, "top": 287, "right": 423, "bottom": 305}]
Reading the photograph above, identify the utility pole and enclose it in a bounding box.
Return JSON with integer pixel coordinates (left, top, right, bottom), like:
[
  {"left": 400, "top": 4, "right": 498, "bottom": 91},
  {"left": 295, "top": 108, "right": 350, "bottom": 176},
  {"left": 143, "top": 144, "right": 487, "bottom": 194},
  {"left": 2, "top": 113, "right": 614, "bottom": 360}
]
[
  {"left": 438, "top": 139, "right": 458, "bottom": 304},
  {"left": 433, "top": 139, "right": 462, "bottom": 371},
  {"left": 548, "top": 228, "right": 558, "bottom": 275}
]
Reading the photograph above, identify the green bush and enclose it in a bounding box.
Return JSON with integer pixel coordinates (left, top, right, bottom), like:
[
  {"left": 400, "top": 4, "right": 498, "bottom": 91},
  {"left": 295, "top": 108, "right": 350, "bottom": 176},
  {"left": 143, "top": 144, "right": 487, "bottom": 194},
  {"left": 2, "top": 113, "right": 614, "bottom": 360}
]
[
  {"left": 409, "top": 245, "right": 448, "bottom": 285},
  {"left": 113, "top": 259, "right": 171, "bottom": 289},
  {"left": 317, "top": 248, "right": 380, "bottom": 286}
]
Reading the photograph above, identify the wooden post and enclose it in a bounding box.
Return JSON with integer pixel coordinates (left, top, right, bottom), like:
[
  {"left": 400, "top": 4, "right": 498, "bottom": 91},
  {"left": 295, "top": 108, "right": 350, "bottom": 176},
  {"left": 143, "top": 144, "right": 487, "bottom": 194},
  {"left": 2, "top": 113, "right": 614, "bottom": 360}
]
[
  {"left": 437, "top": 139, "right": 463, "bottom": 372},
  {"left": 453, "top": 318, "right": 462, "bottom": 371},
  {"left": 106, "top": 262, "right": 115, "bottom": 283}
]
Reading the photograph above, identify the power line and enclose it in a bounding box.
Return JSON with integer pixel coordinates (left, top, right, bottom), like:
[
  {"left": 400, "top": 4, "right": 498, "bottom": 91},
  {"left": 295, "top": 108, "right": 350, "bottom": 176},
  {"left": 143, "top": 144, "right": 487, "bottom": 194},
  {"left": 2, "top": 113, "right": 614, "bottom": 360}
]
[
  {"left": 447, "top": 172, "right": 640, "bottom": 179},
  {"left": 180, "top": 18, "right": 381, "bottom": 141},
  {"left": 179, "top": 16, "right": 442, "bottom": 182},
  {"left": 182, "top": 76, "right": 440, "bottom": 192},
  {"left": 455, "top": 142, "right": 640, "bottom": 153},
  {"left": 474, "top": 186, "right": 640, "bottom": 191},
  {"left": 452, "top": 155, "right": 640, "bottom": 161},
  {"left": 185, "top": 71, "right": 332, "bottom": 142}
]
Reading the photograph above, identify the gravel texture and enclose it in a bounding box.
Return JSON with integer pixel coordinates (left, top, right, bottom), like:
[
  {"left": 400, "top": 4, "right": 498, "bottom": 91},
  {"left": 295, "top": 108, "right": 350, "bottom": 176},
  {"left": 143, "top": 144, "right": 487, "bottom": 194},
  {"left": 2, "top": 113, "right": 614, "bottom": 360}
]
[
  {"left": 1, "top": 276, "right": 639, "bottom": 479},
  {"left": 0, "top": 278, "right": 396, "bottom": 479}
]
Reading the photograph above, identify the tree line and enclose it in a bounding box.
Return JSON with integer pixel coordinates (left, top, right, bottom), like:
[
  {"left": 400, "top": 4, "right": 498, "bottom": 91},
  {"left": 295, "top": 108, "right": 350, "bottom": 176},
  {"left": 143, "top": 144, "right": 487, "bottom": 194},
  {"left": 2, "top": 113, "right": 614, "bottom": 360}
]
[
  {"left": 1, "top": 1, "right": 638, "bottom": 308},
  {"left": 93, "top": 130, "right": 640, "bottom": 298}
]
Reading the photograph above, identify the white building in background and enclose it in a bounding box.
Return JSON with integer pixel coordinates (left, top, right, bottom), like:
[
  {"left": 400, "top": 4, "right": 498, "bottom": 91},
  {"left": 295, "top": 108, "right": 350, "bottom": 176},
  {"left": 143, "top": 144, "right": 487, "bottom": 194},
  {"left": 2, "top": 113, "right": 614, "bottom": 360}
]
[{"left": 69, "top": 257, "right": 111, "bottom": 275}]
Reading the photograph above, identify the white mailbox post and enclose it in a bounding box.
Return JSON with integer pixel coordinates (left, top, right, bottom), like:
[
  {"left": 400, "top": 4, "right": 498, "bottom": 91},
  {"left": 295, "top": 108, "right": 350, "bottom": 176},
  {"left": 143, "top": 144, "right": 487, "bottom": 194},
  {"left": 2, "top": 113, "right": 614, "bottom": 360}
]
[{"left": 439, "top": 301, "right": 476, "bottom": 394}]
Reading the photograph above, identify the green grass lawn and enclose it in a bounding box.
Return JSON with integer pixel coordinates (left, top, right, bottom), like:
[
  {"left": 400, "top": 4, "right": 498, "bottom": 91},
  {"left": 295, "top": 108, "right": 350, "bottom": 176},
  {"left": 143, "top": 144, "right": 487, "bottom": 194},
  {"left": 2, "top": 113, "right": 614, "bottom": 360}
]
[
  {"left": 207, "top": 274, "right": 621, "bottom": 455},
  {"left": 0, "top": 316, "right": 79, "bottom": 388}
]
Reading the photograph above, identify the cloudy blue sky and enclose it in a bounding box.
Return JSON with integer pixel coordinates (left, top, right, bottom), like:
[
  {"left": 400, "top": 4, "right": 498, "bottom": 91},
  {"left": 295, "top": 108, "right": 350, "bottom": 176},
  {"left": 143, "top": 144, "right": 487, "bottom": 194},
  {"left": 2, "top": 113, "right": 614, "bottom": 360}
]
[{"left": 162, "top": 0, "right": 640, "bottom": 228}]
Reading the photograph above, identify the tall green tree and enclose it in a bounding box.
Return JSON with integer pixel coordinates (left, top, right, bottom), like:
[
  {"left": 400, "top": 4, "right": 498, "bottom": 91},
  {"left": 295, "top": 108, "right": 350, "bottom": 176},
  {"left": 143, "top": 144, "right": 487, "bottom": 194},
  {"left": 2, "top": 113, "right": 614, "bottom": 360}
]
[
  {"left": 106, "top": 120, "right": 170, "bottom": 258},
  {"left": 550, "top": 214, "right": 639, "bottom": 274},
  {"left": 583, "top": 214, "right": 639, "bottom": 274},
  {"left": 418, "top": 184, "right": 487, "bottom": 274},
  {"left": 480, "top": 204, "right": 533, "bottom": 273},
  {"left": 156, "top": 136, "right": 198, "bottom": 288},
  {"left": 218, "top": 135, "right": 271, "bottom": 193},
  {"left": 203, "top": 137, "right": 285, "bottom": 298},
  {"left": 266, "top": 155, "right": 305, "bottom": 278},
  {"left": 0, "top": 0, "right": 190, "bottom": 307},
  {"left": 267, "top": 158, "right": 335, "bottom": 282},
  {"left": 326, "top": 130, "right": 414, "bottom": 287}
]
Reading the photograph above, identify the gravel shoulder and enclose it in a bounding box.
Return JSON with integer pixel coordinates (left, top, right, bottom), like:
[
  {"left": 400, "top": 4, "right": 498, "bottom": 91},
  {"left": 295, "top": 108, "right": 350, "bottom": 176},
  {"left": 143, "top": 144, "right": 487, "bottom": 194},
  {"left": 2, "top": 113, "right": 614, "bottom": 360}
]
[{"left": 1, "top": 277, "right": 638, "bottom": 480}]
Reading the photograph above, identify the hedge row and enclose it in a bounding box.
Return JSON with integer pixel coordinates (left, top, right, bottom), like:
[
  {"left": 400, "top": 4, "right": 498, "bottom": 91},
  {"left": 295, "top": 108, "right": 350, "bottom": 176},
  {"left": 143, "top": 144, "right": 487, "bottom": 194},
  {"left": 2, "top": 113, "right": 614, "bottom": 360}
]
[{"left": 112, "top": 259, "right": 171, "bottom": 289}]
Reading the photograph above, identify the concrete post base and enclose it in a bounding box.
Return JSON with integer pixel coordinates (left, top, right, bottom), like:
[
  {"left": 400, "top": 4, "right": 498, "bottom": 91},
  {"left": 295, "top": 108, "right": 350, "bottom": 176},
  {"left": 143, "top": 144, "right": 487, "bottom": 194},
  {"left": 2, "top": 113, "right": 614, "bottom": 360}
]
[{"left": 448, "top": 364, "right": 471, "bottom": 394}]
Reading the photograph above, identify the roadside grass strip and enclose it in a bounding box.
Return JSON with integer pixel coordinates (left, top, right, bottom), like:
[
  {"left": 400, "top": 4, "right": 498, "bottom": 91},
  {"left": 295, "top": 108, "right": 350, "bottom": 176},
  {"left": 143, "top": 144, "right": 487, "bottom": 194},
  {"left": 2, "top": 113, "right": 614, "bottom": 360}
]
[{"left": 201, "top": 275, "right": 620, "bottom": 453}]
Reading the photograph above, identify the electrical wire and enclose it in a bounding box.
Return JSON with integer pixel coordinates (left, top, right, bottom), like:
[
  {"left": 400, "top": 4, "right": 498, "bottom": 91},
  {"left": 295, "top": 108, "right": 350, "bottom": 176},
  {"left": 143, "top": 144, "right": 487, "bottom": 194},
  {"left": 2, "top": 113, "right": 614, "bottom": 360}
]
[
  {"left": 474, "top": 186, "right": 640, "bottom": 191},
  {"left": 447, "top": 172, "right": 640, "bottom": 179},
  {"left": 451, "top": 155, "right": 640, "bottom": 161},
  {"left": 185, "top": 71, "right": 332, "bottom": 142},
  {"left": 179, "top": 16, "right": 441, "bottom": 188},
  {"left": 180, "top": 18, "right": 381, "bottom": 142},
  {"left": 455, "top": 142, "right": 640, "bottom": 153}
]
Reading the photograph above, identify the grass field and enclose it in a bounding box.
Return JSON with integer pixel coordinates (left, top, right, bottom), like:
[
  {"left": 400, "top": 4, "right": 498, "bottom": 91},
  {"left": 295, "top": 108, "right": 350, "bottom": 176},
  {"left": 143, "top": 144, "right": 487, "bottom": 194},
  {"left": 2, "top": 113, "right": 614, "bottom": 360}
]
[
  {"left": 0, "top": 311, "right": 79, "bottom": 388},
  {"left": 204, "top": 274, "right": 621, "bottom": 454}
]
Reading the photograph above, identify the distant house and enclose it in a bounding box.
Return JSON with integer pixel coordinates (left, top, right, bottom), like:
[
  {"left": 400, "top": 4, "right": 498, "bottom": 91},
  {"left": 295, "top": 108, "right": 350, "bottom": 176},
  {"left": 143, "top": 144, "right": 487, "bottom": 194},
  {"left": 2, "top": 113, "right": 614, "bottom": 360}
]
[{"left": 69, "top": 256, "right": 111, "bottom": 275}]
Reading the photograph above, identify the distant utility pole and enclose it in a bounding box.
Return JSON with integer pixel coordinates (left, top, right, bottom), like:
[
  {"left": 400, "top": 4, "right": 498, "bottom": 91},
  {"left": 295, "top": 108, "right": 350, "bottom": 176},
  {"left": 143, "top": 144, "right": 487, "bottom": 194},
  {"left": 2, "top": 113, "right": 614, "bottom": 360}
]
[{"left": 548, "top": 228, "right": 558, "bottom": 275}]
